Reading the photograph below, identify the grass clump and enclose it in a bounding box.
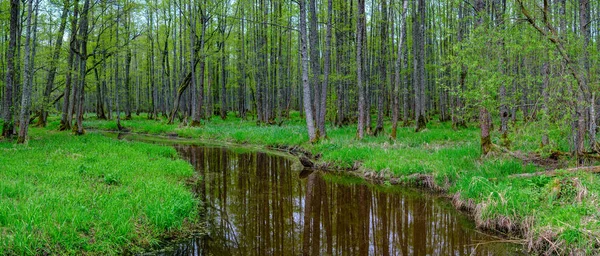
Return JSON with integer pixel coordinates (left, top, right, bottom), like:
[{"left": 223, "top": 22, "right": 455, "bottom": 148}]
[{"left": 0, "top": 128, "right": 198, "bottom": 255}]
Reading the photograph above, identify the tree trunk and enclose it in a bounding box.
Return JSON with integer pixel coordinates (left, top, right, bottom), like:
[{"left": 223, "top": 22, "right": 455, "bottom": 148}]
[
  {"left": 220, "top": 19, "right": 227, "bottom": 120},
  {"left": 356, "top": 0, "right": 366, "bottom": 139},
  {"left": 17, "top": 0, "right": 37, "bottom": 143},
  {"left": 2, "top": 0, "right": 19, "bottom": 138},
  {"left": 472, "top": 0, "right": 493, "bottom": 154},
  {"left": 39, "top": 0, "right": 69, "bottom": 127},
  {"left": 58, "top": 0, "right": 77, "bottom": 131},
  {"left": 237, "top": 5, "right": 246, "bottom": 119},
  {"left": 541, "top": 62, "right": 550, "bottom": 147},
  {"left": 392, "top": 0, "right": 408, "bottom": 139},
  {"left": 374, "top": 0, "right": 388, "bottom": 136},
  {"left": 124, "top": 49, "right": 132, "bottom": 120},
  {"left": 414, "top": 0, "right": 427, "bottom": 132},
  {"left": 114, "top": 5, "right": 123, "bottom": 131},
  {"left": 74, "top": 0, "right": 90, "bottom": 135},
  {"left": 317, "top": 0, "right": 332, "bottom": 138},
  {"left": 299, "top": 0, "right": 317, "bottom": 143},
  {"left": 580, "top": 0, "right": 594, "bottom": 152},
  {"left": 308, "top": 0, "right": 320, "bottom": 135}
]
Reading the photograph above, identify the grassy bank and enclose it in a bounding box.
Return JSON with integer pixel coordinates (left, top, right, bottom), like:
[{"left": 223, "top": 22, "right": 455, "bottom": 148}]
[
  {"left": 0, "top": 128, "right": 198, "bottom": 255},
  {"left": 76, "top": 113, "right": 600, "bottom": 254}
]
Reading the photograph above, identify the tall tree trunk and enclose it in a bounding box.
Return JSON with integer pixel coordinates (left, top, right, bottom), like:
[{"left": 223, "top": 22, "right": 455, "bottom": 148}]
[
  {"left": 452, "top": 1, "right": 467, "bottom": 129},
  {"left": 308, "top": 0, "right": 320, "bottom": 135},
  {"left": 318, "top": 0, "right": 332, "bottom": 138},
  {"left": 189, "top": 0, "right": 198, "bottom": 126},
  {"left": 94, "top": 67, "right": 106, "bottom": 119},
  {"left": 59, "top": 0, "right": 78, "bottom": 131},
  {"left": 392, "top": 0, "right": 408, "bottom": 138},
  {"left": 39, "top": 0, "right": 69, "bottom": 127},
  {"left": 356, "top": 0, "right": 366, "bottom": 139},
  {"left": 74, "top": 0, "right": 90, "bottom": 135},
  {"left": 299, "top": 0, "right": 316, "bottom": 142},
  {"left": 541, "top": 62, "right": 550, "bottom": 147},
  {"left": 374, "top": 0, "right": 388, "bottom": 136},
  {"left": 17, "top": 0, "right": 36, "bottom": 143},
  {"left": 414, "top": 0, "right": 427, "bottom": 132},
  {"left": 237, "top": 5, "right": 246, "bottom": 119},
  {"left": 475, "top": 0, "right": 492, "bottom": 155},
  {"left": 114, "top": 5, "right": 123, "bottom": 131},
  {"left": 220, "top": 18, "right": 227, "bottom": 120},
  {"left": 580, "top": 0, "right": 595, "bottom": 152},
  {"left": 2, "top": 0, "right": 19, "bottom": 138},
  {"left": 149, "top": 9, "right": 158, "bottom": 119},
  {"left": 125, "top": 49, "right": 132, "bottom": 120}
]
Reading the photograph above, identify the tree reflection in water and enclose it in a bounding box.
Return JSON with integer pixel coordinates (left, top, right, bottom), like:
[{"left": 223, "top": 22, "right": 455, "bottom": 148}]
[{"left": 154, "top": 145, "right": 523, "bottom": 256}]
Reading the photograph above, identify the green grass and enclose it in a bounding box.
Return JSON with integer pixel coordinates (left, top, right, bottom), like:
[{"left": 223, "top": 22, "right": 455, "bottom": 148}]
[
  {"left": 0, "top": 128, "right": 198, "bottom": 255},
  {"left": 42, "top": 112, "right": 600, "bottom": 253}
]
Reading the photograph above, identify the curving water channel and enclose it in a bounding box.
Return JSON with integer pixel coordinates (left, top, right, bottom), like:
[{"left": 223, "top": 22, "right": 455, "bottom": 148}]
[{"left": 142, "top": 142, "right": 524, "bottom": 256}]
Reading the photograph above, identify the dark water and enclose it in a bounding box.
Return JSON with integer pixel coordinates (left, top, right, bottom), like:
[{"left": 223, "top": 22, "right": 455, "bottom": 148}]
[{"left": 147, "top": 144, "right": 523, "bottom": 256}]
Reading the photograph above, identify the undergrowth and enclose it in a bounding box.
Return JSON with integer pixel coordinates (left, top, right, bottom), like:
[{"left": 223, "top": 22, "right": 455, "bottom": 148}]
[{"left": 0, "top": 128, "right": 198, "bottom": 255}]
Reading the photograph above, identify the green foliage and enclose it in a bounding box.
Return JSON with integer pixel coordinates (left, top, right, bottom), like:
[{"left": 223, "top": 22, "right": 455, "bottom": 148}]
[{"left": 0, "top": 128, "right": 198, "bottom": 255}]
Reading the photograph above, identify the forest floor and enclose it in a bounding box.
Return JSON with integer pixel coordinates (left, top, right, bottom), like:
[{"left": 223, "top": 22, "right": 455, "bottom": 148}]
[
  {"left": 0, "top": 127, "right": 200, "bottom": 255},
  {"left": 24, "top": 112, "right": 600, "bottom": 254}
]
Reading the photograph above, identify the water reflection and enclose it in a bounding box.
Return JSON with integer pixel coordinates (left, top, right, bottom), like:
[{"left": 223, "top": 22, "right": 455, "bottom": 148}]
[{"left": 158, "top": 145, "right": 522, "bottom": 256}]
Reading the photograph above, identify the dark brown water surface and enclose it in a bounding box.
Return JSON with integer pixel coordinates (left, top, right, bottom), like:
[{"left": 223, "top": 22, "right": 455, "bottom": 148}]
[{"left": 148, "top": 144, "right": 524, "bottom": 256}]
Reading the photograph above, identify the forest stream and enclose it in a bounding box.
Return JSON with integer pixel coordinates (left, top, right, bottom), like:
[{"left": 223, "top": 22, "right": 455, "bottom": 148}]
[{"left": 114, "top": 134, "right": 524, "bottom": 256}]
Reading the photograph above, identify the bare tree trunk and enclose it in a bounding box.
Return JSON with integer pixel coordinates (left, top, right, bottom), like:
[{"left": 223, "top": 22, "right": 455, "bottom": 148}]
[
  {"left": 580, "top": 0, "right": 595, "bottom": 152},
  {"left": 124, "top": 49, "right": 132, "bottom": 120},
  {"left": 58, "top": 0, "right": 77, "bottom": 131},
  {"left": 114, "top": 5, "right": 123, "bottom": 131},
  {"left": 318, "top": 0, "right": 332, "bottom": 138},
  {"left": 542, "top": 62, "right": 550, "bottom": 147},
  {"left": 475, "top": 0, "right": 492, "bottom": 154},
  {"left": 299, "top": 0, "right": 317, "bottom": 142},
  {"left": 147, "top": 9, "right": 156, "bottom": 119},
  {"left": 17, "top": 0, "right": 37, "bottom": 143},
  {"left": 219, "top": 18, "right": 227, "bottom": 120},
  {"left": 334, "top": 0, "right": 347, "bottom": 127},
  {"left": 414, "top": 0, "right": 427, "bottom": 132},
  {"left": 237, "top": 5, "right": 247, "bottom": 119},
  {"left": 39, "top": 0, "right": 69, "bottom": 127},
  {"left": 74, "top": 0, "right": 90, "bottom": 135},
  {"left": 94, "top": 67, "right": 106, "bottom": 119},
  {"left": 356, "top": 0, "right": 366, "bottom": 139},
  {"left": 308, "top": 0, "right": 320, "bottom": 136},
  {"left": 374, "top": 0, "right": 388, "bottom": 136},
  {"left": 392, "top": 0, "right": 408, "bottom": 139},
  {"left": 2, "top": 0, "right": 19, "bottom": 138},
  {"left": 452, "top": 1, "right": 467, "bottom": 129},
  {"left": 188, "top": 0, "right": 198, "bottom": 125}
]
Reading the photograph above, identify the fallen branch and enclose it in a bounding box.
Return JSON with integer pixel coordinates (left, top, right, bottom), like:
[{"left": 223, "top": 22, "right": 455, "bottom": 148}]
[{"left": 509, "top": 166, "right": 600, "bottom": 178}]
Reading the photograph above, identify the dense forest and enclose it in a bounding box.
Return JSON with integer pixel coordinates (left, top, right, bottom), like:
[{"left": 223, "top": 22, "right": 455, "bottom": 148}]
[
  {"left": 3, "top": 0, "right": 600, "bottom": 254},
  {"left": 0, "top": 0, "right": 599, "bottom": 152}
]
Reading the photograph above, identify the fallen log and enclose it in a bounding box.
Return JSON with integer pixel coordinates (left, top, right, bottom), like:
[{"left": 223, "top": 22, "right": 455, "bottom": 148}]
[{"left": 508, "top": 166, "right": 600, "bottom": 178}]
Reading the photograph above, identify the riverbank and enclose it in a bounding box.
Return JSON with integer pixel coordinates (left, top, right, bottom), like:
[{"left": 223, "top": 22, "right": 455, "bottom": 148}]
[
  {"left": 0, "top": 128, "right": 200, "bottom": 255},
  {"left": 76, "top": 113, "right": 600, "bottom": 254}
]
